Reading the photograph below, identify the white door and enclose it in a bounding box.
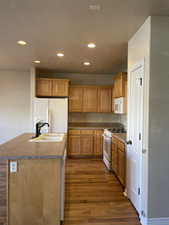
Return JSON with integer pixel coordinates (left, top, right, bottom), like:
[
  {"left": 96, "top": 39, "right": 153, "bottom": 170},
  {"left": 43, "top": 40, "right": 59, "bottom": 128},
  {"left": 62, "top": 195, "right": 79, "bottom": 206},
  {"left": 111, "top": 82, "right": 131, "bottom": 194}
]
[
  {"left": 127, "top": 61, "right": 144, "bottom": 213},
  {"left": 48, "top": 98, "right": 68, "bottom": 133}
]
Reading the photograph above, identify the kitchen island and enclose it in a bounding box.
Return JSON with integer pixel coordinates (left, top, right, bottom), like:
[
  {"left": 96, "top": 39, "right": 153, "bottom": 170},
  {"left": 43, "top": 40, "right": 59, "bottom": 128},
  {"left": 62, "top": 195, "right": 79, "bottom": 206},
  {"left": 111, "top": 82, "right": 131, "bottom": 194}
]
[{"left": 0, "top": 133, "right": 67, "bottom": 225}]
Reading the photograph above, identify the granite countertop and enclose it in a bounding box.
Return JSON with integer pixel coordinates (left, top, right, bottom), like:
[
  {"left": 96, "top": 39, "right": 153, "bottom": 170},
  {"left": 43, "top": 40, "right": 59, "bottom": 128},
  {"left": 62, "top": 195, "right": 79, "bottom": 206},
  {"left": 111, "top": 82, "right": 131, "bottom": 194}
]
[
  {"left": 0, "top": 133, "right": 67, "bottom": 161},
  {"left": 112, "top": 133, "right": 127, "bottom": 143},
  {"left": 69, "top": 122, "right": 123, "bottom": 129}
]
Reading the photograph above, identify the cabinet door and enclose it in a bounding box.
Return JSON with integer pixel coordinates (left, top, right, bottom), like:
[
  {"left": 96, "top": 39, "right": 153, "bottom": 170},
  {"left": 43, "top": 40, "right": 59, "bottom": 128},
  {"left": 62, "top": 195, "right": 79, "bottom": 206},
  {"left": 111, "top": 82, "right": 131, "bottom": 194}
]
[
  {"left": 118, "top": 149, "right": 126, "bottom": 186},
  {"left": 36, "top": 78, "right": 52, "bottom": 97},
  {"left": 83, "top": 87, "right": 98, "bottom": 112},
  {"left": 112, "top": 142, "right": 118, "bottom": 174},
  {"left": 68, "top": 135, "right": 80, "bottom": 156},
  {"left": 113, "top": 73, "right": 127, "bottom": 98},
  {"left": 80, "top": 135, "right": 93, "bottom": 156},
  {"left": 112, "top": 85, "right": 114, "bottom": 113},
  {"left": 9, "top": 159, "right": 61, "bottom": 225},
  {"left": 69, "top": 87, "right": 83, "bottom": 112},
  {"left": 94, "top": 130, "right": 103, "bottom": 156},
  {"left": 98, "top": 87, "right": 112, "bottom": 112},
  {"left": 52, "top": 79, "right": 69, "bottom": 97}
]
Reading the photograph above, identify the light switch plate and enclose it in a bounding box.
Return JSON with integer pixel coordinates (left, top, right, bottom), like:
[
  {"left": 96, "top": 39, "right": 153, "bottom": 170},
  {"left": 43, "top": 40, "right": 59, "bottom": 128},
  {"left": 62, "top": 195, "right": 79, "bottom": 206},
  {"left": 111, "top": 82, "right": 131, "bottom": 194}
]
[{"left": 10, "top": 161, "right": 17, "bottom": 173}]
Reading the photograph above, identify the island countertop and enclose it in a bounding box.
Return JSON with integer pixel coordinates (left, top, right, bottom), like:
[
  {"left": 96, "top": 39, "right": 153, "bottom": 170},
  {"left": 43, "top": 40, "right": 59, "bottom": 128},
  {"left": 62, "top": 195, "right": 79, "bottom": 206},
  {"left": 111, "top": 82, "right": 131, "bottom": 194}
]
[{"left": 0, "top": 133, "right": 67, "bottom": 160}]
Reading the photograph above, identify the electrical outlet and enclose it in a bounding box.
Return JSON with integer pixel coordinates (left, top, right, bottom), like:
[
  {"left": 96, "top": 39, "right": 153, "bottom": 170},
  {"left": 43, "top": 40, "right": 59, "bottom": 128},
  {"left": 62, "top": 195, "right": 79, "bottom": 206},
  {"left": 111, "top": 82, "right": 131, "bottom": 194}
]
[{"left": 10, "top": 161, "right": 17, "bottom": 173}]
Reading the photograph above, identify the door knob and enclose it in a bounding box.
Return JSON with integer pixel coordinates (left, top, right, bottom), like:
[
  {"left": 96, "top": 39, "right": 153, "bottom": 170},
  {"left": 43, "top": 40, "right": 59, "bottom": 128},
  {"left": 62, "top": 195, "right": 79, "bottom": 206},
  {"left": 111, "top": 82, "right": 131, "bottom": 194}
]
[{"left": 127, "top": 140, "right": 132, "bottom": 145}]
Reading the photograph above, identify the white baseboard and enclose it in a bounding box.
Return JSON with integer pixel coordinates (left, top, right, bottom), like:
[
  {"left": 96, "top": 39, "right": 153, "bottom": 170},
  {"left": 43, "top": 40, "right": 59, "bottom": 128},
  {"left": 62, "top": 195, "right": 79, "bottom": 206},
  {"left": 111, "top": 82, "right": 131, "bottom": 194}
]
[{"left": 141, "top": 217, "right": 169, "bottom": 225}]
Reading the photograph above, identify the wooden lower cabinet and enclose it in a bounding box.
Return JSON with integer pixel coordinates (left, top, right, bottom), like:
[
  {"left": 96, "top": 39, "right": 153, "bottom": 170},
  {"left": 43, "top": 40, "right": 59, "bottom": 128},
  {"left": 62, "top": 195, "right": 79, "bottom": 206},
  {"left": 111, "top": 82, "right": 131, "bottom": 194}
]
[
  {"left": 118, "top": 149, "right": 126, "bottom": 185},
  {"left": 94, "top": 130, "right": 103, "bottom": 156},
  {"left": 112, "top": 136, "right": 126, "bottom": 186},
  {"left": 68, "top": 135, "right": 81, "bottom": 156},
  {"left": 112, "top": 142, "right": 118, "bottom": 174},
  {"left": 68, "top": 129, "right": 103, "bottom": 157},
  {"left": 80, "top": 135, "right": 93, "bottom": 156}
]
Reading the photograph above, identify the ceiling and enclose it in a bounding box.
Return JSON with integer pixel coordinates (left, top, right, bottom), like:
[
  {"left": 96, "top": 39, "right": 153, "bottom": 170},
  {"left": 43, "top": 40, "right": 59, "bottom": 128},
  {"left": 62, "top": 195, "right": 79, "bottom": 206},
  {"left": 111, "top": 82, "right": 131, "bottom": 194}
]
[{"left": 0, "top": 0, "right": 169, "bottom": 74}]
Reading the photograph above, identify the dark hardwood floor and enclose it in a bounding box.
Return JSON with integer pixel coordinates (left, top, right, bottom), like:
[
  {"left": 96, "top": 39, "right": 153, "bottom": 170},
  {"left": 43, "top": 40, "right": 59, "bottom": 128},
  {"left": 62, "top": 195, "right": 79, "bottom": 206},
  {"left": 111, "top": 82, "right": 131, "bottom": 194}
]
[{"left": 64, "top": 159, "right": 141, "bottom": 225}]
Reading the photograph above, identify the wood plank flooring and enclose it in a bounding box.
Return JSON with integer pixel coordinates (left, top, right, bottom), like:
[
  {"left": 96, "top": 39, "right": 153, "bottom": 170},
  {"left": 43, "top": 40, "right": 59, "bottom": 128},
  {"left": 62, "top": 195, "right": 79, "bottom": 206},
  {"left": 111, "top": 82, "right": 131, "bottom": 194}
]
[
  {"left": 64, "top": 159, "right": 141, "bottom": 225},
  {"left": 0, "top": 161, "right": 8, "bottom": 225}
]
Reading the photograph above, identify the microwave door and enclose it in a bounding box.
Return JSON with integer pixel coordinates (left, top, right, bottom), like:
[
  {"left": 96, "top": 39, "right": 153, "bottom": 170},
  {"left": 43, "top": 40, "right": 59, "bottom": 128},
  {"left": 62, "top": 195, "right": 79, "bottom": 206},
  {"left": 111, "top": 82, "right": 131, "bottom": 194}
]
[{"left": 114, "top": 103, "right": 119, "bottom": 113}]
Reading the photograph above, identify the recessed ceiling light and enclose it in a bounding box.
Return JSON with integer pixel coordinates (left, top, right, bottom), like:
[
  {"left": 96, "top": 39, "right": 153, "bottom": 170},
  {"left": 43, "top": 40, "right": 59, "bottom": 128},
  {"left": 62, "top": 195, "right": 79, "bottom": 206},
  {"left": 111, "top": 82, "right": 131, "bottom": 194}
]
[
  {"left": 17, "top": 40, "right": 27, "bottom": 45},
  {"left": 33, "top": 60, "right": 40, "bottom": 64},
  {"left": 57, "top": 52, "right": 64, "bottom": 57},
  {"left": 88, "top": 43, "right": 96, "bottom": 48},
  {"left": 89, "top": 4, "right": 101, "bottom": 11},
  {"left": 83, "top": 62, "right": 91, "bottom": 66}
]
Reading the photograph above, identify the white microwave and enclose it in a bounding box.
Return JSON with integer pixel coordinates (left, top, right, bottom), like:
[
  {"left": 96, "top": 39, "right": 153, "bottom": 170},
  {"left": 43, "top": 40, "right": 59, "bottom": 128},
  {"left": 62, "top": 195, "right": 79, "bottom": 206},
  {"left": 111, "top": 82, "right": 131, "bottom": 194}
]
[{"left": 114, "top": 97, "right": 125, "bottom": 114}]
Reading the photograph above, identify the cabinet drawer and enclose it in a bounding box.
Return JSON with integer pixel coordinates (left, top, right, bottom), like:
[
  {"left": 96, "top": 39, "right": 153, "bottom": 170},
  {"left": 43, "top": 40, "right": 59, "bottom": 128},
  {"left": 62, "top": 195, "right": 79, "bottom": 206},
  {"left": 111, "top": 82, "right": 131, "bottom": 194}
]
[
  {"left": 69, "top": 130, "right": 81, "bottom": 135},
  {"left": 80, "top": 130, "right": 94, "bottom": 135}
]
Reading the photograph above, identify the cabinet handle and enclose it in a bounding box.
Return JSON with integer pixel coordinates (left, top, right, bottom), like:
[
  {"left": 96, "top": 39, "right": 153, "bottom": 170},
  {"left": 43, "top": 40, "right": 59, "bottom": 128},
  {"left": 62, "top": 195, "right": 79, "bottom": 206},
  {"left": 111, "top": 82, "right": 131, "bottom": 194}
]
[{"left": 127, "top": 140, "right": 132, "bottom": 145}]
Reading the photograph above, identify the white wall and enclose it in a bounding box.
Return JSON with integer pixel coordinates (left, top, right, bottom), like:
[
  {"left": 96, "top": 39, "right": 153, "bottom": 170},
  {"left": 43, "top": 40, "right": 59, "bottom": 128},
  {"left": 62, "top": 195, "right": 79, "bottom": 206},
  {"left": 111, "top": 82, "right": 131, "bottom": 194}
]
[
  {"left": 148, "top": 16, "right": 169, "bottom": 219},
  {"left": 0, "top": 70, "right": 31, "bottom": 144},
  {"left": 129, "top": 16, "right": 169, "bottom": 222}
]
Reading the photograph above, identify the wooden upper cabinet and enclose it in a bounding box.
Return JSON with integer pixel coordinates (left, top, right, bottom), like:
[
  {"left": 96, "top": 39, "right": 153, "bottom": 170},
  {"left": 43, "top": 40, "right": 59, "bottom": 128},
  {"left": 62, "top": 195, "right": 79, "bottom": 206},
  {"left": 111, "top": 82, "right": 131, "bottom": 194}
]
[
  {"left": 52, "top": 79, "right": 69, "bottom": 97},
  {"left": 69, "top": 86, "right": 83, "bottom": 112},
  {"left": 113, "top": 72, "right": 127, "bottom": 98},
  {"left": 36, "top": 78, "right": 69, "bottom": 97},
  {"left": 98, "top": 87, "right": 112, "bottom": 112},
  {"left": 112, "top": 85, "right": 114, "bottom": 113},
  {"left": 36, "top": 78, "right": 52, "bottom": 97},
  {"left": 69, "top": 85, "right": 113, "bottom": 113},
  {"left": 83, "top": 87, "right": 98, "bottom": 112}
]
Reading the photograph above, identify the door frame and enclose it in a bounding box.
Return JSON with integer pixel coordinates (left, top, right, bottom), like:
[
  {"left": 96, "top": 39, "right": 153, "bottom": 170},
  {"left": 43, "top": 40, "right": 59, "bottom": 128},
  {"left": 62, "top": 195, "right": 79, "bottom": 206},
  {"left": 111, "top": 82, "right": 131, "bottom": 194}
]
[{"left": 127, "top": 58, "right": 145, "bottom": 219}]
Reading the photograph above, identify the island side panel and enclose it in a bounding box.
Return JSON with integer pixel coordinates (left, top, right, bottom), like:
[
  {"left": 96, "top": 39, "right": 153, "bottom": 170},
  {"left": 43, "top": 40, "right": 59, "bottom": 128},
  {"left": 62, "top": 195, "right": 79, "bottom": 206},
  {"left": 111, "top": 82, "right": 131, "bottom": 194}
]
[
  {"left": 0, "top": 160, "right": 8, "bottom": 225},
  {"left": 8, "top": 159, "right": 61, "bottom": 225}
]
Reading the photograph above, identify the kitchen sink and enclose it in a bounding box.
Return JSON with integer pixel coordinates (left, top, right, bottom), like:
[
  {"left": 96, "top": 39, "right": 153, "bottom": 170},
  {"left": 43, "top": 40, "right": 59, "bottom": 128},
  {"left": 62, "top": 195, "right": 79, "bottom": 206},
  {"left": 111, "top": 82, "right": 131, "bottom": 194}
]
[{"left": 29, "top": 133, "right": 64, "bottom": 142}]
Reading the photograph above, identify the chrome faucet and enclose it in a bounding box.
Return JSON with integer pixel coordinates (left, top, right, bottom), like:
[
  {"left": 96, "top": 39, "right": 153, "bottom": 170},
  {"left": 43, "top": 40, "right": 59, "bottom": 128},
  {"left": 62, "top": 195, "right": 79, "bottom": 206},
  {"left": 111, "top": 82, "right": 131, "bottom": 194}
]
[{"left": 35, "top": 122, "right": 50, "bottom": 137}]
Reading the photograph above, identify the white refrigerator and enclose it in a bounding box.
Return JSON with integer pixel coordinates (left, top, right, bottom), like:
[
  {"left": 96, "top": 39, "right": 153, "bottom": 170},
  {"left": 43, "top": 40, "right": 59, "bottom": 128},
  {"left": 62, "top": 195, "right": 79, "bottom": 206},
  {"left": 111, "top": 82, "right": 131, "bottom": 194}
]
[{"left": 33, "top": 98, "right": 68, "bottom": 133}]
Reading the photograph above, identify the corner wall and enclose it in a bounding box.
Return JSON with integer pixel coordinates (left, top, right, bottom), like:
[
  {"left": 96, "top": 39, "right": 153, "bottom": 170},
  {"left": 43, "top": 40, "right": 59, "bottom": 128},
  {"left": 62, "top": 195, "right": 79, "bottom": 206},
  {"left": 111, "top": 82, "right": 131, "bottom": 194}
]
[
  {"left": 128, "top": 16, "right": 169, "bottom": 222},
  {"left": 0, "top": 70, "right": 31, "bottom": 144},
  {"left": 128, "top": 17, "right": 151, "bottom": 221},
  {"left": 148, "top": 16, "right": 169, "bottom": 219}
]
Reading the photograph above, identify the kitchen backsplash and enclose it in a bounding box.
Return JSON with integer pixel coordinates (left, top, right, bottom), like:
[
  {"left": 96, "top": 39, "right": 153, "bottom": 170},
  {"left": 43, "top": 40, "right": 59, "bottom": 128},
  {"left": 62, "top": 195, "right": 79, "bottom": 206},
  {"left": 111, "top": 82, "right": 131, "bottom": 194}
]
[
  {"left": 69, "top": 112, "right": 125, "bottom": 124},
  {"left": 119, "top": 114, "right": 127, "bottom": 129}
]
